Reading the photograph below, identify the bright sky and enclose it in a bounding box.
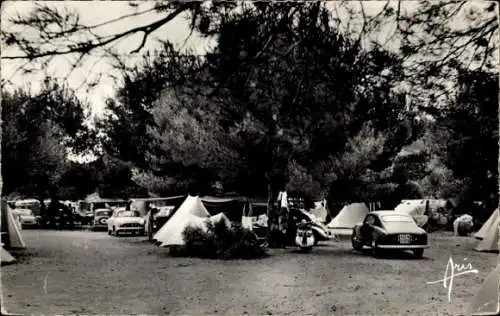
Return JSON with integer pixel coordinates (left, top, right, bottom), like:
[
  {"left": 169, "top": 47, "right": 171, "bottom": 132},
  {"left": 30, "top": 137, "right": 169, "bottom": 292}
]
[
  {"left": 1, "top": 1, "right": 215, "bottom": 118},
  {"left": 0, "top": 1, "right": 492, "bottom": 120}
]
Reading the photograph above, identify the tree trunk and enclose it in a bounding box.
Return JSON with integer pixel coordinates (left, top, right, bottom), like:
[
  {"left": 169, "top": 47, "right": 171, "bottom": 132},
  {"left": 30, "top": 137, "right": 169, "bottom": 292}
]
[
  {"left": 266, "top": 179, "right": 286, "bottom": 248},
  {"left": 38, "top": 196, "right": 47, "bottom": 228},
  {"left": 266, "top": 181, "right": 277, "bottom": 247}
]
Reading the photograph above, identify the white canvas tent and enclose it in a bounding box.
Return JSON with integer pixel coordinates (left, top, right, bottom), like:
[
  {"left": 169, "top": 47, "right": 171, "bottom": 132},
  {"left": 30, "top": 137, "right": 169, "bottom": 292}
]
[
  {"left": 153, "top": 196, "right": 210, "bottom": 247},
  {"left": 1, "top": 246, "right": 16, "bottom": 265},
  {"left": 474, "top": 209, "right": 499, "bottom": 240},
  {"left": 395, "top": 200, "right": 427, "bottom": 215},
  {"left": 327, "top": 203, "right": 369, "bottom": 235},
  {"left": 394, "top": 200, "right": 429, "bottom": 228},
  {"left": 208, "top": 212, "right": 231, "bottom": 229},
  {"left": 84, "top": 192, "right": 102, "bottom": 202},
  {"left": 475, "top": 211, "right": 499, "bottom": 253},
  {"left": 467, "top": 264, "right": 500, "bottom": 315},
  {"left": 2, "top": 206, "right": 26, "bottom": 249},
  {"left": 310, "top": 200, "right": 328, "bottom": 223}
]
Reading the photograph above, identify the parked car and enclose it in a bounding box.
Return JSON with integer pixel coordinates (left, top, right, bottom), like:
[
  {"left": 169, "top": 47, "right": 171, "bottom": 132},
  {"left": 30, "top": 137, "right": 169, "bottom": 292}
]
[
  {"left": 291, "top": 208, "right": 332, "bottom": 244},
  {"left": 82, "top": 211, "right": 94, "bottom": 225},
  {"left": 351, "top": 211, "right": 429, "bottom": 258},
  {"left": 107, "top": 209, "right": 145, "bottom": 236},
  {"left": 12, "top": 208, "right": 38, "bottom": 228},
  {"left": 92, "top": 208, "right": 112, "bottom": 231},
  {"left": 151, "top": 205, "right": 176, "bottom": 231}
]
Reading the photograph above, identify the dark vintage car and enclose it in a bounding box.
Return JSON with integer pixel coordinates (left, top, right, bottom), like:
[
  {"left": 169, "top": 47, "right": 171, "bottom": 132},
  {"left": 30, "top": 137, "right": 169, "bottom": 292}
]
[
  {"left": 290, "top": 208, "right": 332, "bottom": 245},
  {"left": 351, "top": 211, "right": 429, "bottom": 258},
  {"left": 92, "top": 208, "right": 112, "bottom": 231}
]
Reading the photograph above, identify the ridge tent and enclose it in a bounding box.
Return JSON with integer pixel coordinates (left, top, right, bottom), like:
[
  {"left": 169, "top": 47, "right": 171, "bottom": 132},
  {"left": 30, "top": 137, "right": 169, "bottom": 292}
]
[
  {"left": 1, "top": 246, "right": 16, "bottom": 265},
  {"left": 467, "top": 264, "right": 500, "bottom": 315},
  {"left": 474, "top": 209, "right": 499, "bottom": 240},
  {"left": 156, "top": 211, "right": 232, "bottom": 247},
  {"left": 83, "top": 192, "right": 102, "bottom": 202},
  {"left": 394, "top": 200, "right": 429, "bottom": 228},
  {"left": 475, "top": 211, "right": 499, "bottom": 253},
  {"left": 395, "top": 200, "right": 427, "bottom": 215},
  {"left": 208, "top": 212, "right": 232, "bottom": 229},
  {"left": 153, "top": 196, "right": 210, "bottom": 247},
  {"left": 310, "top": 200, "right": 328, "bottom": 223},
  {"left": 327, "top": 203, "right": 369, "bottom": 235},
  {"left": 1, "top": 201, "right": 26, "bottom": 250},
  {"left": 395, "top": 199, "right": 449, "bottom": 216}
]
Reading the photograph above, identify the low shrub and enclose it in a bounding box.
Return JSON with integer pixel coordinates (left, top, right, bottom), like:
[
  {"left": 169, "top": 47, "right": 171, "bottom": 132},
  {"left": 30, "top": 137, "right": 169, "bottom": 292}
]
[
  {"left": 457, "top": 221, "right": 474, "bottom": 236},
  {"left": 180, "top": 219, "right": 267, "bottom": 259}
]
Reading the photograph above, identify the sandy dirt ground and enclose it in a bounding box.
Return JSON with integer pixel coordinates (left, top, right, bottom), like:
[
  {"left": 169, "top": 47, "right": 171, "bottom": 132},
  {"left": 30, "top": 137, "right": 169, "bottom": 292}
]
[{"left": 2, "top": 229, "right": 497, "bottom": 315}]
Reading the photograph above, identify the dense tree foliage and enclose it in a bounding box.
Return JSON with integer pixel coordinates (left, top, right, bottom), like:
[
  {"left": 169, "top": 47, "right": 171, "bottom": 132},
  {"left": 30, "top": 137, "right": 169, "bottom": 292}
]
[
  {"left": 1, "top": 80, "right": 93, "bottom": 201},
  {"left": 127, "top": 3, "right": 424, "bottom": 245},
  {"left": 1, "top": 1, "right": 498, "bottom": 231},
  {"left": 386, "top": 68, "right": 498, "bottom": 209},
  {"left": 428, "top": 68, "right": 498, "bottom": 204}
]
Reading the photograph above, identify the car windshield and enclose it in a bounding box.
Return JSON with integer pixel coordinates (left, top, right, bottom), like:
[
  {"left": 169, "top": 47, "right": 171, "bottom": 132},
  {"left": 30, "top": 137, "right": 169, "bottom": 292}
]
[
  {"left": 381, "top": 215, "right": 414, "bottom": 223},
  {"left": 15, "top": 209, "right": 32, "bottom": 216},
  {"left": 117, "top": 211, "right": 139, "bottom": 217}
]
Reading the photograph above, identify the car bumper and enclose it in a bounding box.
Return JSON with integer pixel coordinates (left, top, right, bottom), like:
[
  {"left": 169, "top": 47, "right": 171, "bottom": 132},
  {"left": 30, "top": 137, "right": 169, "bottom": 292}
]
[
  {"left": 116, "top": 227, "right": 144, "bottom": 232},
  {"left": 316, "top": 233, "right": 332, "bottom": 240},
  {"left": 377, "top": 245, "right": 429, "bottom": 249}
]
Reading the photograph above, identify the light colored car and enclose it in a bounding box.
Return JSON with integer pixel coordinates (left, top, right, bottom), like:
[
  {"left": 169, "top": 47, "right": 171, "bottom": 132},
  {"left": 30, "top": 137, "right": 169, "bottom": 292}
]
[
  {"left": 352, "top": 211, "right": 429, "bottom": 258},
  {"left": 107, "top": 210, "right": 145, "bottom": 236},
  {"left": 12, "top": 208, "right": 38, "bottom": 228}
]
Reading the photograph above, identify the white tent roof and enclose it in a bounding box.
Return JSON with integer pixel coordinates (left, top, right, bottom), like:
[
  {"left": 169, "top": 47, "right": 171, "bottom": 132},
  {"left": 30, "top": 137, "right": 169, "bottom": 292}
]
[
  {"left": 310, "top": 200, "right": 328, "bottom": 222},
  {"left": 208, "top": 213, "right": 231, "bottom": 228},
  {"left": 473, "top": 209, "right": 499, "bottom": 240},
  {"left": 475, "top": 211, "right": 500, "bottom": 253},
  {"left": 1, "top": 247, "right": 16, "bottom": 265},
  {"left": 5, "top": 207, "right": 26, "bottom": 249},
  {"left": 84, "top": 192, "right": 102, "bottom": 202},
  {"left": 467, "top": 264, "right": 500, "bottom": 315},
  {"left": 327, "top": 203, "right": 369, "bottom": 229},
  {"left": 153, "top": 196, "right": 210, "bottom": 247},
  {"left": 394, "top": 200, "right": 427, "bottom": 216}
]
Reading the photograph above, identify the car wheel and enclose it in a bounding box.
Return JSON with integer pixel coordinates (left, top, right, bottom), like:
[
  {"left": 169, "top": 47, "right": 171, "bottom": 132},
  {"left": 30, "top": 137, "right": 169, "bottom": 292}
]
[
  {"left": 351, "top": 234, "right": 363, "bottom": 251},
  {"left": 299, "top": 246, "right": 312, "bottom": 253},
  {"left": 313, "top": 231, "right": 319, "bottom": 245},
  {"left": 413, "top": 249, "right": 424, "bottom": 258}
]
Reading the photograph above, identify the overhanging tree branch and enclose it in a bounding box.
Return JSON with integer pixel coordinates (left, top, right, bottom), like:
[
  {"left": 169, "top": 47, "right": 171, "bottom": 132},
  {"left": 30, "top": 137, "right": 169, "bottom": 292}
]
[{"left": 2, "top": 2, "right": 198, "bottom": 60}]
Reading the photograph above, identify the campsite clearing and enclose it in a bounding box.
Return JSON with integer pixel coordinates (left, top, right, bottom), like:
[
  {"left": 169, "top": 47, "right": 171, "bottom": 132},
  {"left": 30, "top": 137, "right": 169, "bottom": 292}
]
[{"left": 2, "top": 230, "right": 497, "bottom": 315}]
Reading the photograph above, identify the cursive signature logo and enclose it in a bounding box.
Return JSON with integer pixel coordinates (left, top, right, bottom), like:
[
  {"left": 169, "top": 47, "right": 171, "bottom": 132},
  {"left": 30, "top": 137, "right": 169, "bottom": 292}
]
[{"left": 426, "top": 257, "right": 479, "bottom": 303}]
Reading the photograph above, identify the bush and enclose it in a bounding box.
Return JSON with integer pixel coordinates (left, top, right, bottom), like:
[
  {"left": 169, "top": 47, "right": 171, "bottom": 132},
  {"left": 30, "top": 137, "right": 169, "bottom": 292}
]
[
  {"left": 457, "top": 221, "right": 474, "bottom": 236},
  {"left": 179, "top": 219, "right": 267, "bottom": 259}
]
